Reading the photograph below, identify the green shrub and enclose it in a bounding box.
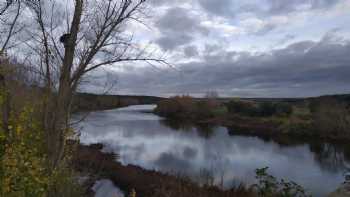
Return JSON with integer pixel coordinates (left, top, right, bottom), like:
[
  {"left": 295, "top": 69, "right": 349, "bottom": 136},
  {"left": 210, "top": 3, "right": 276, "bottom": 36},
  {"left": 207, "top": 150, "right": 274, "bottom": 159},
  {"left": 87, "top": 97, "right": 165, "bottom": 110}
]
[
  {"left": 195, "top": 99, "right": 222, "bottom": 120},
  {"left": 259, "top": 102, "right": 278, "bottom": 117},
  {"left": 226, "top": 100, "right": 293, "bottom": 117},
  {"left": 280, "top": 116, "right": 313, "bottom": 136},
  {"left": 155, "top": 96, "right": 225, "bottom": 120},
  {"left": 274, "top": 103, "right": 293, "bottom": 116},
  {"left": 155, "top": 96, "right": 196, "bottom": 119},
  {"left": 212, "top": 105, "right": 228, "bottom": 117},
  {"left": 226, "top": 100, "right": 260, "bottom": 116}
]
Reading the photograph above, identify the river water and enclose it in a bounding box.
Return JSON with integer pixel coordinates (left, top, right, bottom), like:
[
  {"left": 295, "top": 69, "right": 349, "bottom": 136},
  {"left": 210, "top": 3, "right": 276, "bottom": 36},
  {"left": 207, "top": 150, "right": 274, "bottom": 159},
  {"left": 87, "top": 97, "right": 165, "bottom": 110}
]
[{"left": 76, "top": 105, "right": 350, "bottom": 196}]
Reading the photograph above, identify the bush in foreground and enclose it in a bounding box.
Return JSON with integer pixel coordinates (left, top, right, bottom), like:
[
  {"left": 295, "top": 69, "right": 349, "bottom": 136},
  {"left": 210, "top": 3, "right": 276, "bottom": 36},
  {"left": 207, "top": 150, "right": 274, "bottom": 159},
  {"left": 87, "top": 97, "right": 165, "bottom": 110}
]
[
  {"left": 253, "top": 167, "right": 310, "bottom": 197},
  {"left": 0, "top": 94, "right": 83, "bottom": 197}
]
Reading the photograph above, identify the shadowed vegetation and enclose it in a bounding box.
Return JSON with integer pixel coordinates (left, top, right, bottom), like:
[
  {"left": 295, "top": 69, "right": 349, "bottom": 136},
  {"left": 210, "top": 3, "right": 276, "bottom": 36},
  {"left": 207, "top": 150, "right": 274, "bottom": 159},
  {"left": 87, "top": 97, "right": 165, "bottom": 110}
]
[
  {"left": 155, "top": 95, "right": 227, "bottom": 121},
  {"left": 73, "top": 93, "right": 164, "bottom": 112}
]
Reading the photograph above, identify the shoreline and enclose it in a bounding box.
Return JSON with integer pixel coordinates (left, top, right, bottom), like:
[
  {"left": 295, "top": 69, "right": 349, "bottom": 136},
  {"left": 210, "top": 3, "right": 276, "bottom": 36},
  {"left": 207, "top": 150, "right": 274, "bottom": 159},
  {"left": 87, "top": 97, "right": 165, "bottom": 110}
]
[
  {"left": 72, "top": 105, "right": 349, "bottom": 196},
  {"left": 74, "top": 142, "right": 347, "bottom": 197},
  {"left": 73, "top": 142, "right": 255, "bottom": 197},
  {"left": 158, "top": 114, "right": 350, "bottom": 144}
]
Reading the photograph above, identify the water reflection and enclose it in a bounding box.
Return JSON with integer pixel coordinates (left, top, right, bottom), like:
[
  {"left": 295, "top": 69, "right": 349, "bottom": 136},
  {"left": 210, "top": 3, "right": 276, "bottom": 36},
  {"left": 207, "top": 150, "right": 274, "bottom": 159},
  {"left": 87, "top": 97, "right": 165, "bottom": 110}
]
[
  {"left": 92, "top": 179, "right": 124, "bottom": 197},
  {"left": 76, "top": 105, "right": 350, "bottom": 197},
  {"left": 160, "top": 119, "right": 216, "bottom": 138},
  {"left": 309, "top": 143, "right": 350, "bottom": 173}
]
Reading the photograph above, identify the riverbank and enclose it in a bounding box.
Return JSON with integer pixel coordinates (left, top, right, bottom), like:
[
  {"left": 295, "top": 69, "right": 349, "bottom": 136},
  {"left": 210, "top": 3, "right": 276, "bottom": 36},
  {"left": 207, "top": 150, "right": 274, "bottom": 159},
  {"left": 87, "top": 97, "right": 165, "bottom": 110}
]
[
  {"left": 154, "top": 95, "right": 350, "bottom": 143},
  {"left": 74, "top": 105, "right": 349, "bottom": 196},
  {"left": 74, "top": 141, "right": 345, "bottom": 197},
  {"left": 201, "top": 115, "right": 350, "bottom": 144},
  {"left": 74, "top": 143, "right": 255, "bottom": 197}
]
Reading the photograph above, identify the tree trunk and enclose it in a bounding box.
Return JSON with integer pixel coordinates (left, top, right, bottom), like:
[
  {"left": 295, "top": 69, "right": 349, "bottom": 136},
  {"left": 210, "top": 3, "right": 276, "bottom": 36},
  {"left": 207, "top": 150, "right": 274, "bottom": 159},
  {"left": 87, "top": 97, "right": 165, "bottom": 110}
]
[
  {"left": 0, "top": 61, "right": 10, "bottom": 135},
  {"left": 45, "top": 0, "right": 83, "bottom": 169}
]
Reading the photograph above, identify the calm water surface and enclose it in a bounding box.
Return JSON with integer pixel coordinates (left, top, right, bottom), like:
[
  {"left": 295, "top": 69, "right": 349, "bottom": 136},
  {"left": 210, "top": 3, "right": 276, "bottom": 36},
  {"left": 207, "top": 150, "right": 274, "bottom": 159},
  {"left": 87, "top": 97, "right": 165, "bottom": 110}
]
[
  {"left": 92, "top": 179, "right": 124, "bottom": 197},
  {"left": 76, "top": 105, "right": 350, "bottom": 196}
]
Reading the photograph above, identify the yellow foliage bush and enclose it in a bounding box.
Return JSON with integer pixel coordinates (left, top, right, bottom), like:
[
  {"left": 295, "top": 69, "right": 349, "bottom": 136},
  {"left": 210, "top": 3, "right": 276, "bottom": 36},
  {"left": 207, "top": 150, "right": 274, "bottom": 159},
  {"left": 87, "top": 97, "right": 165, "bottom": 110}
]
[
  {"left": 0, "top": 106, "right": 49, "bottom": 197},
  {"left": 0, "top": 99, "right": 83, "bottom": 197}
]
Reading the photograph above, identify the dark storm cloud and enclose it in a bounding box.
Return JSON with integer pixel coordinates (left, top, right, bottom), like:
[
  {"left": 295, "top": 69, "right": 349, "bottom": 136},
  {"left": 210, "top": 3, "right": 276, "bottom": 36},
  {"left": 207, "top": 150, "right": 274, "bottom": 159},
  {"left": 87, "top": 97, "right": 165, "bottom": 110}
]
[
  {"left": 155, "top": 7, "right": 208, "bottom": 50},
  {"left": 156, "top": 34, "right": 193, "bottom": 51},
  {"left": 156, "top": 7, "right": 208, "bottom": 33},
  {"left": 113, "top": 34, "right": 350, "bottom": 97}
]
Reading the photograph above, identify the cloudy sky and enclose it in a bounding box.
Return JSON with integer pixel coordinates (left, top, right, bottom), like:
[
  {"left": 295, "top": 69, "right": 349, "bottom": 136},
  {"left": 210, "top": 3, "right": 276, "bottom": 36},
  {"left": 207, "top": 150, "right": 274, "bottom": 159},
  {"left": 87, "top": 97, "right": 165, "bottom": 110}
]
[{"left": 83, "top": 0, "right": 350, "bottom": 98}]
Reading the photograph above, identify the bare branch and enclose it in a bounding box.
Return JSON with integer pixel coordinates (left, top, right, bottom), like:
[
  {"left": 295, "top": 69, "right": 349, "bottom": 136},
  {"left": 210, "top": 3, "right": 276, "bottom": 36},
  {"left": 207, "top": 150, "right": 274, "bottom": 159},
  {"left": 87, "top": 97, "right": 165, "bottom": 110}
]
[
  {"left": 0, "top": 0, "right": 13, "bottom": 16},
  {"left": 0, "top": 1, "right": 21, "bottom": 56}
]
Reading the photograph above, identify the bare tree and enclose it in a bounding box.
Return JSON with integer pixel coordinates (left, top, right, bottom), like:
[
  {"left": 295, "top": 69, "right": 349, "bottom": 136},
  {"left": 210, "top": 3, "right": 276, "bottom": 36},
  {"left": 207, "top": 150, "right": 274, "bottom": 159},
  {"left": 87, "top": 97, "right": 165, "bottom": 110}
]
[
  {"left": 0, "top": 0, "right": 23, "bottom": 135},
  {"left": 26, "top": 0, "right": 168, "bottom": 169},
  {"left": 0, "top": 0, "right": 22, "bottom": 56},
  {"left": 0, "top": 0, "right": 13, "bottom": 16}
]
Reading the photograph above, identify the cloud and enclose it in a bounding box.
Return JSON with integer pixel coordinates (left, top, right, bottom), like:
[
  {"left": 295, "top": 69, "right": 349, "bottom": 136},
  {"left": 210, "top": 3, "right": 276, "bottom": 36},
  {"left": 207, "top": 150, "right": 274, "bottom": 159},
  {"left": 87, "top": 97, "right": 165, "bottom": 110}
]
[
  {"left": 149, "top": 0, "right": 192, "bottom": 7},
  {"left": 155, "top": 7, "right": 208, "bottom": 50},
  {"left": 105, "top": 33, "right": 350, "bottom": 98},
  {"left": 156, "top": 7, "right": 208, "bottom": 34},
  {"left": 156, "top": 34, "right": 193, "bottom": 51},
  {"left": 78, "top": 1, "right": 350, "bottom": 98},
  {"left": 184, "top": 45, "right": 199, "bottom": 57},
  {"left": 197, "top": 0, "right": 236, "bottom": 18},
  {"left": 240, "top": 17, "right": 280, "bottom": 35},
  {"left": 278, "top": 34, "right": 297, "bottom": 45},
  {"left": 197, "top": 0, "right": 342, "bottom": 18},
  {"left": 266, "top": 0, "right": 341, "bottom": 15}
]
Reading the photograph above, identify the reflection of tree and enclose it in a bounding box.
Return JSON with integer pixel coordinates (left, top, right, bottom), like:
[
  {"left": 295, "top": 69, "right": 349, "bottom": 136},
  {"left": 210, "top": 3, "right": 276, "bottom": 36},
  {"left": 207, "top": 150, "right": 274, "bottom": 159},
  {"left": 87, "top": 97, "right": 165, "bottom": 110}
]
[
  {"left": 159, "top": 119, "right": 193, "bottom": 131},
  {"left": 196, "top": 124, "right": 216, "bottom": 138},
  {"left": 160, "top": 119, "right": 216, "bottom": 138},
  {"left": 309, "top": 142, "right": 350, "bottom": 173}
]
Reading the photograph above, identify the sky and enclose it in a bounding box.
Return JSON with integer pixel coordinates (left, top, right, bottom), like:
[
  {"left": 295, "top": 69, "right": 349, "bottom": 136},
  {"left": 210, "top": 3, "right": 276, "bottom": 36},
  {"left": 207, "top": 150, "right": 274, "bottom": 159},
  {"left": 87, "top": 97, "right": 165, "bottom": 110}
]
[{"left": 81, "top": 0, "right": 350, "bottom": 98}]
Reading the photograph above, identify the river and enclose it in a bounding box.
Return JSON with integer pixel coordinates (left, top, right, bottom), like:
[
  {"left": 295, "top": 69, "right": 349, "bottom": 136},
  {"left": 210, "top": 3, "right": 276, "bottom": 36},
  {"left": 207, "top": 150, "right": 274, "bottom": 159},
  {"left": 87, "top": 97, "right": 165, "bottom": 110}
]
[{"left": 76, "top": 105, "right": 350, "bottom": 196}]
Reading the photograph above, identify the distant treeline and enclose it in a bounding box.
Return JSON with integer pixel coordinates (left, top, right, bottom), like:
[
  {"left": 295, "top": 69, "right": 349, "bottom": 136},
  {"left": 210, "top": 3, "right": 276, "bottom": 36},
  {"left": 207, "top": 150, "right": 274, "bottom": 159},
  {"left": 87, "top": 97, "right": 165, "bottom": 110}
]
[
  {"left": 211, "top": 93, "right": 350, "bottom": 104},
  {"left": 72, "top": 92, "right": 165, "bottom": 111},
  {"left": 73, "top": 92, "right": 350, "bottom": 112}
]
